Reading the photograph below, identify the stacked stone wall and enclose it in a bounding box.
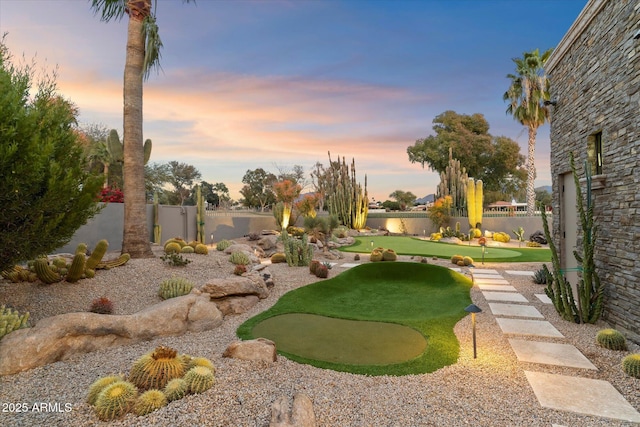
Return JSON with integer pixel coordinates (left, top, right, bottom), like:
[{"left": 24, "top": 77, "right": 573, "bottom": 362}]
[{"left": 548, "top": 0, "right": 640, "bottom": 342}]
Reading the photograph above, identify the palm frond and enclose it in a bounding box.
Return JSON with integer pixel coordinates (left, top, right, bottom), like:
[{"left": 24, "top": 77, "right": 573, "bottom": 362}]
[
  {"left": 142, "top": 14, "right": 163, "bottom": 80},
  {"left": 89, "top": 0, "right": 128, "bottom": 22}
]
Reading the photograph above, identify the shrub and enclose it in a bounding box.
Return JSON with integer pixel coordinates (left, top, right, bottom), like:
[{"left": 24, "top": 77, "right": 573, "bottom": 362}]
[
  {"left": 595, "top": 329, "right": 627, "bottom": 351},
  {"left": 622, "top": 354, "right": 640, "bottom": 378},
  {"left": 89, "top": 297, "right": 114, "bottom": 314},
  {"left": 233, "top": 264, "right": 247, "bottom": 276},
  {"left": 0, "top": 42, "right": 104, "bottom": 272}
]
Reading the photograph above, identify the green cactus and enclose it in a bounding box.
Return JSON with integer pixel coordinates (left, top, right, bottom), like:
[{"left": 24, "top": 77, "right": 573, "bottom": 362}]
[
  {"left": 93, "top": 380, "right": 138, "bottom": 421},
  {"left": 158, "top": 277, "right": 194, "bottom": 300},
  {"left": 183, "top": 366, "right": 215, "bottom": 394},
  {"left": 87, "top": 375, "right": 124, "bottom": 406},
  {"left": 216, "top": 239, "right": 232, "bottom": 251},
  {"left": 129, "top": 346, "right": 185, "bottom": 391},
  {"left": 75, "top": 242, "right": 88, "bottom": 255},
  {"left": 437, "top": 148, "right": 468, "bottom": 213},
  {"left": 33, "top": 258, "right": 62, "bottom": 284},
  {"left": 229, "top": 251, "right": 250, "bottom": 266},
  {"left": 66, "top": 253, "right": 86, "bottom": 282},
  {"left": 194, "top": 244, "right": 208, "bottom": 255},
  {"left": 86, "top": 239, "right": 109, "bottom": 270},
  {"left": 271, "top": 252, "right": 287, "bottom": 264},
  {"left": 382, "top": 249, "right": 397, "bottom": 261},
  {"left": 0, "top": 305, "right": 30, "bottom": 340},
  {"left": 281, "top": 230, "right": 313, "bottom": 266},
  {"left": 96, "top": 253, "right": 130, "bottom": 270},
  {"left": 163, "top": 378, "right": 188, "bottom": 402},
  {"left": 153, "top": 192, "right": 162, "bottom": 244},
  {"left": 370, "top": 249, "right": 383, "bottom": 262},
  {"left": 84, "top": 268, "right": 96, "bottom": 279},
  {"left": 164, "top": 242, "right": 182, "bottom": 255},
  {"left": 52, "top": 257, "right": 68, "bottom": 269},
  {"left": 595, "top": 329, "right": 627, "bottom": 351},
  {"left": 186, "top": 357, "right": 215, "bottom": 372},
  {"left": 180, "top": 246, "right": 194, "bottom": 254},
  {"left": 309, "top": 259, "right": 321, "bottom": 274},
  {"left": 108, "top": 129, "right": 151, "bottom": 166},
  {"left": 622, "top": 354, "right": 640, "bottom": 379},
  {"left": 325, "top": 152, "right": 369, "bottom": 230},
  {"left": 134, "top": 389, "right": 167, "bottom": 416},
  {"left": 196, "top": 185, "right": 205, "bottom": 244}
]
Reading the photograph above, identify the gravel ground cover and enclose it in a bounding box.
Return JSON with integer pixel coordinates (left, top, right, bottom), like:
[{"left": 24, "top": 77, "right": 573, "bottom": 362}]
[{"left": 0, "top": 241, "right": 638, "bottom": 427}]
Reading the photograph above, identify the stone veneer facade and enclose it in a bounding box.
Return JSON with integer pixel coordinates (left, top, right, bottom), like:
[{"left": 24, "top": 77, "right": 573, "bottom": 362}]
[{"left": 546, "top": 0, "right": 640, "bottom": 342}]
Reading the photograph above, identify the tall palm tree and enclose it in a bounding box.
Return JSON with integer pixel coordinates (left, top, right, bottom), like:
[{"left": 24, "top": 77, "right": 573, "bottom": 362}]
[
  {"left": 90, "top": 0, "right": 194, "bottom": 257},
  {"left": 503, "top": 48, "right": 553, "bottom": 216}
]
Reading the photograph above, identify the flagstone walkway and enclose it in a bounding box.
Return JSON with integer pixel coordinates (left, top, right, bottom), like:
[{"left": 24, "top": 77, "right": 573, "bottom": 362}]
[{"left": 473, "top": 268, "right": 640, "bottom": 424}]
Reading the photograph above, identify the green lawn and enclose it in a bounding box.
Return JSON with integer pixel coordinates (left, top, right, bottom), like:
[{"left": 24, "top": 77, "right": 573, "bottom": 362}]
[
  {"left": 341, "top": 236, "right": 551, "bottom": 263},
  {"left": 237, "top": 262, "right": 473, "bottom": 376}
]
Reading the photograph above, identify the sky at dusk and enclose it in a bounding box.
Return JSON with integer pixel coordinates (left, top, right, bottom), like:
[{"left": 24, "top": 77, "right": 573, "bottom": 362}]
[{"left": 0, "top": 0, "right": 587, "bottom": 203}]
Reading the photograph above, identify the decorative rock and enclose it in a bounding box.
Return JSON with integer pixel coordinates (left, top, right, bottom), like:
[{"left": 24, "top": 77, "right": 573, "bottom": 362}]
[
  {"left": 258, "top": 235, "right": 278, "bottom": 251},
  {"left": 200, "top": 276, "right": 269, "bottom": 300},
  {"left": 214, "top": 295, "right": 260, "bottom": 315},
  {"left": 224, "top": 244, "right": 254, "bottom": 255},
  {"left": 270, "top": 393, "right": 316, "bottom": 427},
  {"left": 223, "top": 337, "right": 277, "bottom": 362},
  {"left": 0, "top": 295, "right": 223, "bottom": 375}
]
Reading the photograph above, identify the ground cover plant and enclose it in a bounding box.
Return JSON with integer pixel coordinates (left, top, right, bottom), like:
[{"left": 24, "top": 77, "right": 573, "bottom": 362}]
[
  {"left": 341, "top": 236, "right": 551, "bottom": 263},
  {"left": 238, "top": 262, "right": 472, "bottom": 376}
]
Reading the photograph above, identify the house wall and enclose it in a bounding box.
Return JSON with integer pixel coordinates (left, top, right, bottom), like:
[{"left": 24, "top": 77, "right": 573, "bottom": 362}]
[{"left": 546, "top": 0, "right": 640, "bottom": 342}]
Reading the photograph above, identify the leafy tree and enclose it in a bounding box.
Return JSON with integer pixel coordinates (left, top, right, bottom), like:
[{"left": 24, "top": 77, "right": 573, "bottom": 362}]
[
  {"left": 382, "top": 200, "right": 401, "bottom": 211},
  {"left": 389, "top": 190, "right": 417, "bottom": 211},
  {"left": 166, "top": 161, "right": 201, "bottom": 205},
  {"left": 504, "top": 48, "right": 553, "bottom": 215},
  {"left": 535, "top": 188, "right": 552, "bottom": 209},
  {"left": 274, "top": 164, "right": 309, "bottom": 189},
  {"left": 407, "top": 111, "right": 525, "bottom": 194},
  {"left": 427, "top": 196, "right": 453, "bottom": 229},
  {"left": 144, "top": 162, "right": 169, "bottom": 202},
  {"left": 240, "top": 168, "right": 276, "bottom": 211},
  {"left": 295, "top": 193, "right": 320, "bottom": 218},
  {"left": 0, "top": 40, "right": 104, "bottom": 271},
  {"left": 199, "top": 181, "right": 231, "bottom": 209},
  {"left": 273, "top": 179, "right": 302, "bottom": 229},
  {"left": 90, "top": 0, "right": 195, "bottom": 257}
]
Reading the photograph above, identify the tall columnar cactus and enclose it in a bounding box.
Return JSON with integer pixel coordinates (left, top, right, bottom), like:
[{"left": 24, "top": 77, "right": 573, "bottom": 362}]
[
  {"left": 467, "top": 178, "right": 476, "bottom": 229},
  {"left": 437, "top": 149, "right": 468, "bottom": 212},
  {"left": 196, "top": 185, "right": 205, "bottom": 243},
  {"left": 281, "top": 230, "right": 313, "bottom": 267},
  {"left": 571, "top": 154, "right": 604, "bottom": 324},
  {"left": 66, "top": 252, "right": 87, "bottom": 283},
  {"left": 325, "top": 153, "right": 368, "bottom": 230},
  {"left": 108, "top": 129, "right": 152, "bottom": 165},
  {"left": 33, "top": 258, "right": 62, "bottom": 284},
  {"left": 474, "top": 179, "right": 483, "bottom": 228},
  {"left": 0, "top": 305, "right": 30, "bottom": 340},
  {"left": 153, "top": 192, "right": 161, "bottom": 244}
]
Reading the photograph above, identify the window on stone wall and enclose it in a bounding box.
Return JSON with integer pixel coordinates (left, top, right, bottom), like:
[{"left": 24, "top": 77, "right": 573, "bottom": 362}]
[{"left": 587, "top": 131, "right": 603, "bottom": 175}]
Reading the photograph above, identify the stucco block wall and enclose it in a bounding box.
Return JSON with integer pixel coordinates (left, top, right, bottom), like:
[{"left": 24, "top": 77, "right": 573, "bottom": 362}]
[{"left": 547, "top": 0, "right": 640, "bottom": 342}]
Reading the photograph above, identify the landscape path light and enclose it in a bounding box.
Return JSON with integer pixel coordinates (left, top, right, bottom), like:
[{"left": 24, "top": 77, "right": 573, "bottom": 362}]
[{"left": 464, "top": 304, "right": 482, "bottom": 359}]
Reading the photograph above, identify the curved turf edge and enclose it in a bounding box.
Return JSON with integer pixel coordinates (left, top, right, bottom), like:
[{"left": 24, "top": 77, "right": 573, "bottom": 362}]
[{"left": 237, "top": 262, "right": 472, "bottom": 376}]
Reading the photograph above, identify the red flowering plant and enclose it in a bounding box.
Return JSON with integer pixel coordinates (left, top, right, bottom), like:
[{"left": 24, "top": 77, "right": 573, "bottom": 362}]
[{"left": 99, "top": 186, "right": 124, "bottom": 203}]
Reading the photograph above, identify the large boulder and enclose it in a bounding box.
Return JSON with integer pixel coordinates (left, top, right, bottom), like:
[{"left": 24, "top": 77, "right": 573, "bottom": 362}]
[
  {"left": 214, "top": 295, "right": 260, "bottom": 316},
  {"left": 0, "top": 294, "right": 223, "bottom": 376},
  {"left": 200, "top": 276, "right": 269, "bottom": 300},
  {"left": 270, "top": 393, "right": 316, "bottom": 427},
  {"left": 223, "top": 337, "right": 277, "bottom": 362}
]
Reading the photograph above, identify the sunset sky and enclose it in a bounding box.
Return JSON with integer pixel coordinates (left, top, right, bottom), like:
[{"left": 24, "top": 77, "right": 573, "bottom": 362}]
[{"left": 1, "top": 0, "right": 586, "bottom": 202}]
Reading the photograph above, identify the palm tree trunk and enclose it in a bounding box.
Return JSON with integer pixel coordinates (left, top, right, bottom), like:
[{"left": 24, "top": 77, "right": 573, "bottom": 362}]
[
  {"left": 122, "top": 3, "right": 153, "bottom": 257},
  {"left": 526, "top": 125, "right": 537, "bottom": 216}
]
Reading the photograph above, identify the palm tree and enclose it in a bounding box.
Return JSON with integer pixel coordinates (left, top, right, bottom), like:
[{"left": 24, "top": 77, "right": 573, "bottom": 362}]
[
  {"left": 90, "top": 0, "right": 194, "bottom": 257},
  {"left": 503, "top": 48, "right": 553, "bottom": 216}
]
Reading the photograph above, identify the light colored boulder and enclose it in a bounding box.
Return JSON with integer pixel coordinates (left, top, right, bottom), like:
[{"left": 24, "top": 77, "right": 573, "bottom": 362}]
[
  {"left": 214, "top": 295, "right": 260, "bottom": 315},
  {"left": 270, "top": 393, "right": 316, "bottom": 427},
  {"left": 0, "top": 294, "right": 222, "bottom": 376},
  {"left": 223, "top": 337, "right": 277, "bottom": 362},
  {"left": 258, "top": 235, "right": 278, "bottom": 251},
  {"left": 201, "top": 276, "right": 269, "bottom": 299},
  {"left": 224, "top": 244, "right": 254, "bottom": 255}
]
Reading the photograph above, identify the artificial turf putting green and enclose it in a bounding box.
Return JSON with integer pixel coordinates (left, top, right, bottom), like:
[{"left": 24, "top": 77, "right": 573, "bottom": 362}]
[
  {"left": 237, "top": 262, "right": 472, "bottom": 376},
  {"left": 341, "top": 236, "right": 552, "bottom": 263}
]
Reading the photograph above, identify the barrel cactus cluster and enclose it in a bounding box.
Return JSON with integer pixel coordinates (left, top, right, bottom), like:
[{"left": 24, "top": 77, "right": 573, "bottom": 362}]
[
  {"left": 163, "top": 238, "right": 208, "bottom": 256},
  {"left": 0, "top": 305, "right": 30, "bottom": 341},
  {"left": 1, "top": 239, "right": 129, "bottom": 285},
  {"left": 370, "top": 247, "right": 397, "bottom": 262},
  {"left": 451, "top": 255, "right": 474, "bottom": 267},
  {"left": 87, "top": 345, "right": 215, "bottom": 421},
  {"left": 158, "top": 277, "right": 194, "bottom": 300}
]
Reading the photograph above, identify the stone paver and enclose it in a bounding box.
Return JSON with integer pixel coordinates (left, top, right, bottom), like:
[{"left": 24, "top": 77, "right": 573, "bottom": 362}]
[
  {"left": 482, "top": 291, "right": 528, "bottom": 303},
  {"left": 471, "top": 269, "right": 499, "bottom": 274},
  {"left": 477, "top": 284, "right": 517, "bottom": 292},
  {"left": 489, "top": 303, "right": 544, "bottom": 318},
  {"left": 505, "top": 270, "right": 535, "bottom": 276},
  {"left": 338, "top": 263, "right": 360, "bottom": 268},
  {"left": 509, "top": 339, "right": 596, "bottom": 369},
  {"left": 535, "top": 294, "right": 552, "bottom": 304},
  {"left": 525, "top": 371, "right": 640, "bottom": 422},
  {"left": 474, "top": 278, "right": 511, "bottom": 285},
  {"left": 472, "top": 273, "right": 504, "bottom": 280},
  {"left": 496, "top": 318, "right": 564, "bottom": 338}
]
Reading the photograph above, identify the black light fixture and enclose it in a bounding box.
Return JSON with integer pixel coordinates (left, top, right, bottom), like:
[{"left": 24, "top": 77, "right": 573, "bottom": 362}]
[
  {"left": 465, "top": 304, "right": 483, "bottom": 359},
  {"left": 543, "top": 100, "right": 557, "bottom": 106}
]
